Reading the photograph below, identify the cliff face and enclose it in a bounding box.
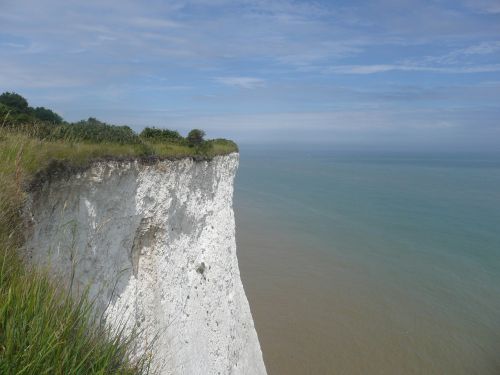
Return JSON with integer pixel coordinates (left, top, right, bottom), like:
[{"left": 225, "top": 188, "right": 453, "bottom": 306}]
[{"left": 23, "top": 153, "right": 266, "bottom": 375}]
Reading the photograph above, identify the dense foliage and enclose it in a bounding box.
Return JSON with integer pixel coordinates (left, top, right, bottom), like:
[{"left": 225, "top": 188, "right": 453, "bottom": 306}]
[
  {"left": 187, "top": 129, "right": 205, "bottom": 147},
  {"left": 0, "top": 92, "right": 63, "bottom": 125},
  {"left": 0, "top": 92, "right": 29, "bottom": 113},
  {"left": 140, "top": 127, "right": 182, "bottom": 142},
  {"left": 52, "top": 118, "right": 141, "bottom": 144},
  {"left": 32, "top": 106, "right": 63, "bottom": 124}
]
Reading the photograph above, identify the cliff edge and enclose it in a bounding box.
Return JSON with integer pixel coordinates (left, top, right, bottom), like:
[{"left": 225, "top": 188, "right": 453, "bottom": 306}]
[{"left": 23, "top": 153, "right": 266, "bottom": 375}]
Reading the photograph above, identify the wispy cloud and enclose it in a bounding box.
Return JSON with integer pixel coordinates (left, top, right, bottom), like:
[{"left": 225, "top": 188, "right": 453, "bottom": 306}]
[
  {"left": 328, "top": 64, "right": 500, "bottom": 75},
  {"left": 463, "top": 0, "right": 500, "bottom": 14},
  {"left": 215, "top": 77, "right": 266, "bottom": 89},
  {"left": 326, "top": 40, "right": 500, "bottom": 75},
  {"left": 129, "top": 17, "right": 182, "bottom": 29},
  {"left": 418, "top": 41, "right": 500, "bottom": 65}
]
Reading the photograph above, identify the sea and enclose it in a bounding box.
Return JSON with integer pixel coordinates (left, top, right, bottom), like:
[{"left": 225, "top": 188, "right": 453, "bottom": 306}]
[{"left": 234, "top": 145, "right": 500, "bottom": 375}]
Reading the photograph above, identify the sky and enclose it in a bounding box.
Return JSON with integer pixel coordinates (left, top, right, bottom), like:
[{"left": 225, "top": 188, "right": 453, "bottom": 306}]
[{"left": 1, "top": 0, "right": 500, "bottom": 150}]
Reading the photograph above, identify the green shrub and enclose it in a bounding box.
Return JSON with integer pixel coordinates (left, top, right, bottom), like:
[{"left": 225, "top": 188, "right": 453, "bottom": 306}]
[
  {"left": 140, "top": 127, "right": 183, "bottom": 142},
  {"left": 0, "top": 92, "right": 29, "bottom": 114},
  {"left": 187, "top": 129, "right": 205, "bottom": 147},
  {"left": 0, "top": 92, "right": 64, "bottom": 126},
  {"left": 32, "top": 106, "right": 63, "bottom": 124},
  {"left": 50, "top": 118, "right": 141, "bottom": 144},
  {"left": 0, "top": 103, "right": 10, "bottom": 114}
]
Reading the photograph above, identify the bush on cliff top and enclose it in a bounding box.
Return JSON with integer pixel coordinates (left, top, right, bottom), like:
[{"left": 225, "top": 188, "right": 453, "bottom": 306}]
[
  {"left": 0, "top": 92, "right": 63, "bottom": 125},
  {"left": 51, "top": 118, "right": 141, "bottom": 144},
  {"left": 140, "top": 127, "right": 183, "bottom": 143}
]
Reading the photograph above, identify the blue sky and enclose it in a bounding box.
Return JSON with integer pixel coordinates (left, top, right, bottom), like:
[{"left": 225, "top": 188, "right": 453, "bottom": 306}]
[{"left": 1, "top": 0, "right": 500, "bottom": 149}]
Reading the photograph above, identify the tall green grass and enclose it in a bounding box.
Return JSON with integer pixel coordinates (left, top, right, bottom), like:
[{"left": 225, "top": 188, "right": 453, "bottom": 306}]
[{"left": 0, "top": 247, "right": 151, "bottom": 374}]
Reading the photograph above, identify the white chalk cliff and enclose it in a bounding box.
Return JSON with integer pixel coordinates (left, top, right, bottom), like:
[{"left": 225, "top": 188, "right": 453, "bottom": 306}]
[{"left": 23, "top": 153, "right": 266, "bottom": 375}]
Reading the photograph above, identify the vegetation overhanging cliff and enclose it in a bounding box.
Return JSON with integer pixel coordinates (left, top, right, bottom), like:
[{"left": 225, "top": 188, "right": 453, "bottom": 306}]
[{"left": 0, "top": 92, "right": 238, "bottom": 374}]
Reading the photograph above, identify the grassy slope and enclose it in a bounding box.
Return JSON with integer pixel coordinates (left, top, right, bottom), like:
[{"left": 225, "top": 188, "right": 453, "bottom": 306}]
[{"left": 0, "top": 128, "right": 238, "bottom": 374}]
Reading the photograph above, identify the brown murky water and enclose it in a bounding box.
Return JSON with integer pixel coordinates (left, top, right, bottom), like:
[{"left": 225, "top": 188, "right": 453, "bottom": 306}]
[{"left": 236, "top": 211, "right": 500, "bottom": 375}]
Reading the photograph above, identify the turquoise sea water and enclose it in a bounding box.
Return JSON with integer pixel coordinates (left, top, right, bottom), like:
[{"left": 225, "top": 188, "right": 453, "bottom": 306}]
[{"left": 234, "top": 146, "right": 500, "bottom": 374}]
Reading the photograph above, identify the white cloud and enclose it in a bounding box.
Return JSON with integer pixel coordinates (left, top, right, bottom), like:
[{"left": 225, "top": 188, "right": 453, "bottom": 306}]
[
  {"left": 463, "top": 0, "right": 500, "bottom": 14},
  {"left": 215, "top": 77, "right": 266, "bottom": 89},
  {"left": 461, "top": 41, "right": 500, "bottom": 55},
  {"left": 0, "top": 61, "right": 86, "bottom": 88},
  {"left": 129, "top": 17, "right": 183, "bottom": 29},
  {"left": 328, "top": 64, "right": 500, "bottom": 75},
  {"left": 417, "top": 41, "right": 500, "bottom": 65}
]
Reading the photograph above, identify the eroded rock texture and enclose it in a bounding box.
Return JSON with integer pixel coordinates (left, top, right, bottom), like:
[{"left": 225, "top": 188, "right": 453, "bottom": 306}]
[{"left": 24, "top": 154, "right": 266, "bottom": 375}]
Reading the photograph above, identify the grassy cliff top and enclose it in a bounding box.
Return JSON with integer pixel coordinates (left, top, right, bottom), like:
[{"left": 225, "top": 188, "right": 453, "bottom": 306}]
[
  {"left": 0, "top": 126, "right": 238, "bottom": 170},
  {"left": 0, "top": 91, "right": 238, "bottom": 163}
]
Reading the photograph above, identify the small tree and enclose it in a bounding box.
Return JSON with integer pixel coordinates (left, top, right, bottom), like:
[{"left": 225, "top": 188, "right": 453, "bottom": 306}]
[
  {"left": 187, "top": 129, "right": 205, "bottom": 147},
  {"left": 0, "top": 92, "right": 29, "bottom": 113},
  {"left": 33, "top": 106, "right": 63, "bottom": 124}
]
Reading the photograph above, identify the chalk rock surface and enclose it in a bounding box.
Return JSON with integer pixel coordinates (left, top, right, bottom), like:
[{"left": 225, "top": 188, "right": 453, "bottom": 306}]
[{"left": 24, "top": 153, "right": 266, "bottom": 375}]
